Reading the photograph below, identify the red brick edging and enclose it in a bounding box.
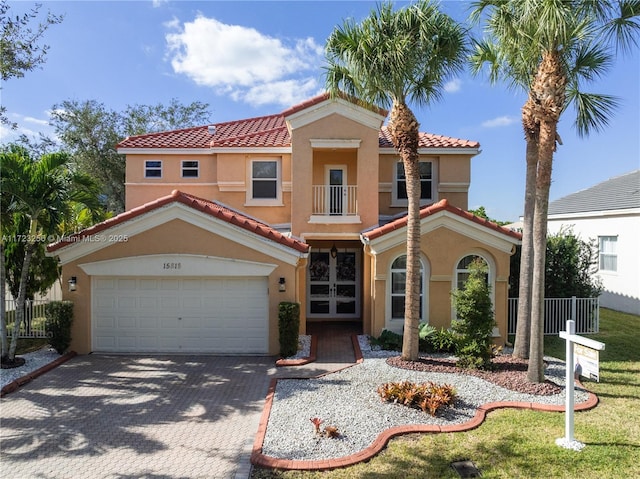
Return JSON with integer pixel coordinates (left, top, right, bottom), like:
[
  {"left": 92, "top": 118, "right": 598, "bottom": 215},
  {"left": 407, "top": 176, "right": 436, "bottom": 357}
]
[
  {"left": 1, "top": 351, "right": 77, "bottom": 398},
  {"left": 275, "top": 335, "right": 318, "bottom": 366},
  {"left": 251, "top": 337, "right": 599, "bottom": 471}
]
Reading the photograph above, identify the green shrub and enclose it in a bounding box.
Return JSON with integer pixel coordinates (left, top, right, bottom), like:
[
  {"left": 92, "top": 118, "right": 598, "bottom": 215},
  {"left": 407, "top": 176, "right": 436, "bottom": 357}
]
[
  {"left": 45, "top": 301, "right": 74, "bottom": 354},
  {"left": 370, "top": 329, "right": 403, "bottom": 351},
  {"left": 418, "top": 323, "right": 457, "bottom": 353},
  {"left": 451, "top": 259, "right": 495, "bottom": 369},
  {"left": 377, "top": 380, "right": 456, "bottom": 416},
  {"left": 278, "top": 302, "right": 300, "bottom": 358}
]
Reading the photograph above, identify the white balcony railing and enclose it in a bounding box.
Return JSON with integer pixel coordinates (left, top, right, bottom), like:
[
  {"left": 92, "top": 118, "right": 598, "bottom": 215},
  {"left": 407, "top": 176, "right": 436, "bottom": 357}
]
[
  {"left": 312, "top": 185, "right": 358, "bottom": 216},
  {"left": 508, "top": 296, "right": 600, "bottom": 335}
]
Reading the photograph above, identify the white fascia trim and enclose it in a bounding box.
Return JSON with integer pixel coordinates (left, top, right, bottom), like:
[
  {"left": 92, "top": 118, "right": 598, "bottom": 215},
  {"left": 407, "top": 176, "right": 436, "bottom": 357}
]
[
  {"left": 79, "top": 254, "right": 277, "bottom": 277},
  {"left": 286, "top": 98, "right": 385, "bottom": 131},
  {"left": 118, "top": 147, "right": 292, "bottom": 155},
  {"left": 365, "top": 210, "right": 519, "bottom": 255},
  {"left": 52, "top": 203, "right": 306, "bottom": 266},
  {"left": 548, "top": 208, "right": 640, "bottom": 220},
  {"left": 218, "top": 181, "right": 246, "bottom": 192},
  {"left": 117, "top": 148, "right": 213, "bottom": 155},
  {"left": 310, "top": 139, "right": 362, "bottom": 149},
  {"left": 379, "top": 147, "right": 480, "bottom": 155}
]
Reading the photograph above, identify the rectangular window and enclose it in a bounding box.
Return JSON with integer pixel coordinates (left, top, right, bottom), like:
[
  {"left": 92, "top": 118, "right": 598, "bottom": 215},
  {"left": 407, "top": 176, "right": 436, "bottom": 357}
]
[
  {"left": 252, "top": 160, "right": 278, "bottom": 199},
  {"left": 395, "top": 161, "right": 433, "bottom": 201},
  {"left": 145, "top": 160, "right": 162, "bottom": 178},
  {"left": 181, "top": 160, "right": 199, "bottom": 178},
  {"left": 598, "top": 236, "right": 617, "bottom": 272}
]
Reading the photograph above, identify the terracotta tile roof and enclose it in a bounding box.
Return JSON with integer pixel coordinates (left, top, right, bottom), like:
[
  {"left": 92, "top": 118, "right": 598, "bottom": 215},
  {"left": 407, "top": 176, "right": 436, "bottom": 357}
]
[
  {"left": 47, "top": 190, "right": 309, "bottom": 254},
  {"left": 362, "top": 199, "right": 521, "bottom": 241},
  {"left": 379, "top": 127, "right": 480, "bottom": 149},
  {"left": 117, "top": 94, "right": 478, "bottom": 151}
]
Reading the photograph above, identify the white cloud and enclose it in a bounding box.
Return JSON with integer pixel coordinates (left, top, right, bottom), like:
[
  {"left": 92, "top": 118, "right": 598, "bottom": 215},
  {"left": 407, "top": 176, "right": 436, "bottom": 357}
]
[
  {"left": 444, "top": 78, "right": 462, "bottom": 93},
  {"left": 152, "top": 0, "right": 168, "bottom": 8},
  {"left": 165, "top": 15, "right": 324, "bottom": 107},
  {"left": 481, "top": 115, "right": 519, "bottom": 128}
]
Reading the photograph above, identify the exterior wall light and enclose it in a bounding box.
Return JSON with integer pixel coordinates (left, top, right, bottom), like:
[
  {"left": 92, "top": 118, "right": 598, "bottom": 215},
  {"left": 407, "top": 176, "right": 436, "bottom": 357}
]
[
  {"left": 278, "top": 277, "right": 286, "bottom": 292},
  {"left": 68, "top": 276, "right": 77, "bottom": 292},
  {"left": 330, "top": 243, "right": 338, "bottom": 259}
]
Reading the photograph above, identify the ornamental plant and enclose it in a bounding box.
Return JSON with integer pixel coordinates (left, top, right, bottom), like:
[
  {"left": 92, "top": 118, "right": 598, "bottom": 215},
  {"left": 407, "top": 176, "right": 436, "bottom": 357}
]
[{"left": 377, "top": 380, "right": 456, "bottom": 416}]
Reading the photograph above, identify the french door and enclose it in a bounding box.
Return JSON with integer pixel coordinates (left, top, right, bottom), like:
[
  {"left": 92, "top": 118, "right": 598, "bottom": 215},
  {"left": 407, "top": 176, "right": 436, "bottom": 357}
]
[
  {"left": 326, "top": 166, "right": 346, "bottom": 216},
  {"left": 308, "top": 248, "right": 360, "bottom": 318}
]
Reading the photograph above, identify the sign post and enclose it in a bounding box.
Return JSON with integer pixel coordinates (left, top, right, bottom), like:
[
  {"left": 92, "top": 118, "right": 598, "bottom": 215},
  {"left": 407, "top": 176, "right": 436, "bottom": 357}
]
[{"left": 557, "top": 319, "right": 605, "bottom": 450}]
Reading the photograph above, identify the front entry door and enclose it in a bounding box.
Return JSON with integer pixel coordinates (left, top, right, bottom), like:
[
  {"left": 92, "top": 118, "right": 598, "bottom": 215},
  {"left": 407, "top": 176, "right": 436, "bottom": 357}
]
[{"left": 308, "top": 248, "right": 360, "bottom": 318}]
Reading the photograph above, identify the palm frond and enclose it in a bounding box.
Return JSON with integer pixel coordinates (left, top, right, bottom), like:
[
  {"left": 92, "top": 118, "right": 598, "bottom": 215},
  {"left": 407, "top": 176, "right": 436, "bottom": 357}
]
[{"left": 566, "top": 87, "right": 620, "bottom": 137}]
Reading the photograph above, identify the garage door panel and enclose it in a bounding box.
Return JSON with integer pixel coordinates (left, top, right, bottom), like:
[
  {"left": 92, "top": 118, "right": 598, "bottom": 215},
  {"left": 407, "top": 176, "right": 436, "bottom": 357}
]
[{"left": 93, "top": 276, "right": 268, "bottom": 353}]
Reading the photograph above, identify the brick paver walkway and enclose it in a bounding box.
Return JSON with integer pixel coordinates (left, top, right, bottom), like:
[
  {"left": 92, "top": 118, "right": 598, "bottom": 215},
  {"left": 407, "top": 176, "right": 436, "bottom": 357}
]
[{"left": 0, "top": 355, "right": 274, "bottom": 479}]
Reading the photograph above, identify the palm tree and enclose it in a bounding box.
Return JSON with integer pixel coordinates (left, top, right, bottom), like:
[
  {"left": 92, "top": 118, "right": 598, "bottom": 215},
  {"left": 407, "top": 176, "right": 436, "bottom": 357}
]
[
  {"left": 0, "top": 145, "right": 101, "bottom": 363},
  {"left": 325, "top": 0, "right": 467, "bottom": 360},
  {"left": 470, "top": 0, "right": 639, "bottom": 381}
]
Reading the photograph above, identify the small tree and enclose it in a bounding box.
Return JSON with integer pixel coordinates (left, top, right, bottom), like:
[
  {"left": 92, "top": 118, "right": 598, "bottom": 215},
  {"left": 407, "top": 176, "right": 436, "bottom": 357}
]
[{"left": 451, "top": 259, "right": 495, "bottom": 369}]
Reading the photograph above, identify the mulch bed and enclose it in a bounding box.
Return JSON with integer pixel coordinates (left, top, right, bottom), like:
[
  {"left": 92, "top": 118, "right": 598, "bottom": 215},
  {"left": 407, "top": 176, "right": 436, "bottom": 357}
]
[{"left": 387, "top": 355, "right": 562, "bottom": 396}]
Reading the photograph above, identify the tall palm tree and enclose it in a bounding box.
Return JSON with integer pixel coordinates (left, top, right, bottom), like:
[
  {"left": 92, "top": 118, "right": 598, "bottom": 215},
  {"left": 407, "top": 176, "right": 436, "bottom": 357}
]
[
  {"left": 471, "top": 0, "right": 639, "bottom": 381},
  {"left": 325, "top": 0, "right": 467, "bottom": 360},
  {"left": 0, "top": 146, "right": 101, "bottom": 362}
]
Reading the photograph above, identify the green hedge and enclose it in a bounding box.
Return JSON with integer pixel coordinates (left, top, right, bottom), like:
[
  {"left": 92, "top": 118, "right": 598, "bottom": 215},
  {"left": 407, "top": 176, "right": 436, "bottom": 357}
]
[
  {"left": 278, "top": 302, "right": 300, "bottom": 358},
  {"left": 45, "top": 301, "right": 74, "bottom": 354}
]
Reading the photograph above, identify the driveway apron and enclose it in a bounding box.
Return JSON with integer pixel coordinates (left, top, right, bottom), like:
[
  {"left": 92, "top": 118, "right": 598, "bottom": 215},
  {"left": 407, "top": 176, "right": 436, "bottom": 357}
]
[{"left": 0, "top": 354, "right": 274, "bottom": 479}]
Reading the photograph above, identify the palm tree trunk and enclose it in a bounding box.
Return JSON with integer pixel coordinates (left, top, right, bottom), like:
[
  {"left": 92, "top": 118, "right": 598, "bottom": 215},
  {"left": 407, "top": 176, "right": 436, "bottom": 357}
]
[
  {"left": 0, "top": 242, "right": 8, "bottom": 358},
  {"left": 526, "top": 50, "right": 566, "bottom": 383},
  {"left": 8, "top": 221, "right": 38, "bottom": 360},
  {"left": 513, "top": 104, "right": 539, "bottom": 359},
  {"left": 388, "top": 101, "right": 421, "bottom": 361}
]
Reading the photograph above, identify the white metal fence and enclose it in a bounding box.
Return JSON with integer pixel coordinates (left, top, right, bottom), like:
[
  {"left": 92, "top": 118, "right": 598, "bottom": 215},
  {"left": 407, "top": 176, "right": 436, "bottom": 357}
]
[
  {"left": 3, "top": 299, "right": 50, "bottom": 338},
  {"left": 508, "top": 296, "right": 600, "bottom": 335}
]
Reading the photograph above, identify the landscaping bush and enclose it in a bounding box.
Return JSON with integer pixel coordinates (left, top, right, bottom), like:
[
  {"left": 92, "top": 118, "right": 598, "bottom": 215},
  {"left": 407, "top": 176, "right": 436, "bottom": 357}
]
[
  {"left": 370, "top": 329, "right": 403, "bottom": 351},
  {"left": 45, "top": 301, "right": 74, "bottom": 354},
  {"left": 451, "top": 259, "right": 495, "bottom": 369},
  {"left": 377, "top": 380, "right": 456, "bottom": 416},
  {"left": 278, "top": 302, "right": 300, "bottom": 358},
  {"left": 418, "top": 323, "right": 457, "bottom": 353}
]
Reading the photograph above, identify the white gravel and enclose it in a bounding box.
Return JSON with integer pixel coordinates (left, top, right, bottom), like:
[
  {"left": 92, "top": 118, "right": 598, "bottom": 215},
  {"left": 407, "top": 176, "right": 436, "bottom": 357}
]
[
  {"left": 261, "top": 336, "right": 591, "bottom": 461},
  {"left": 0, "top": 346, "right": 61, "bottom": 389},
  {"left": 282, "top": 335, "right": 311, "bottom": 360}
]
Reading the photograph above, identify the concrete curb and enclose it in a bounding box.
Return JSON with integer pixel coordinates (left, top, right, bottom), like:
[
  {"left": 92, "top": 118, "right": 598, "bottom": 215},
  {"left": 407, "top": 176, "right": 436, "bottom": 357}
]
[
  {"left": 251, "top": 343, "right": 599, "bottom": 471},
  {"left": 1, "top": 351, "right": 78, "bottom": 398}
]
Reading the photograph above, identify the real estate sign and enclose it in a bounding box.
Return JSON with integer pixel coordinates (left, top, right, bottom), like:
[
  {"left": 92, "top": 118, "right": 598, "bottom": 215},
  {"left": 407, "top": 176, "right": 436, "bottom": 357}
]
[{"left": 574, "top": 344, "right": 600, "bottom": 382}]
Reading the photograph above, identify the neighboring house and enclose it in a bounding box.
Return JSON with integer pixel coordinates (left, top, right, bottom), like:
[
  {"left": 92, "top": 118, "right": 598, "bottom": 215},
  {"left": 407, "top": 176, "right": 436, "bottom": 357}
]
[
  {"left": 547, "top": 170, "right": 640, "bottom": 315},
  {"left": 47, "top": 93, "right": 521, "bottom": 355}
]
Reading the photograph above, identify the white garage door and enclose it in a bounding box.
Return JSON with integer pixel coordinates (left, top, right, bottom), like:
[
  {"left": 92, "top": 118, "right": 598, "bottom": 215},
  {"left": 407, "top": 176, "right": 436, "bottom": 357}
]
[{"left": 92, "top": 276, "right": 268, "bottom": 353}]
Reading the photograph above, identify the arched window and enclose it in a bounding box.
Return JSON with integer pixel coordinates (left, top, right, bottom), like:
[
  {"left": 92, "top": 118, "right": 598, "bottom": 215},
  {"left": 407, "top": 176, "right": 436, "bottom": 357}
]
[
  {"left": 456, "top": 255, "right": 489, "bottom": 290},
  {"left": 390, "top": 255, "right": 424, "bottom": 321}
]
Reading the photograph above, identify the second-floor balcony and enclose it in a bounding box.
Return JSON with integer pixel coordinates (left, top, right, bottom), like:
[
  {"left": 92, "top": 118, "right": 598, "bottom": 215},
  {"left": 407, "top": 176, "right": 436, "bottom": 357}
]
[{"left": 311, "top": 185, "right": 360, "bottom": 223}]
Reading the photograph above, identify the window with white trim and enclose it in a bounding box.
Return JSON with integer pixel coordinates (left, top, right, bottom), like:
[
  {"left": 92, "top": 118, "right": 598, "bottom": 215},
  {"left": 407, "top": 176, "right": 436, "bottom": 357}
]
[
  {"left": 251, "top": 159, "right": 279, "bottom": 200},
  {"left": 456, "top": 255, "right": 489, "bottom": 289},
  {"left": 598, "top": 236, "right": 617, "bottom": 272},
  {"left": 181, "top": 160, "right": 199, "bottom": 178},
  {"left": 393, "top": 161, "right": 433, "bottom": 204},
  {"left": 144, "top": 160, "right": 162, "bottom": 178},
  {"left": 390, "top": 255, "right": 424, "bottom": 320}
]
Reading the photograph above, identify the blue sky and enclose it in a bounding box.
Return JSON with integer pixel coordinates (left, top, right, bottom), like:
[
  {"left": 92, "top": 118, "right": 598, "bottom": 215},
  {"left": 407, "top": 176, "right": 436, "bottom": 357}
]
[{"left": 3, "top": 0, "right": 639, "bottom": 222}]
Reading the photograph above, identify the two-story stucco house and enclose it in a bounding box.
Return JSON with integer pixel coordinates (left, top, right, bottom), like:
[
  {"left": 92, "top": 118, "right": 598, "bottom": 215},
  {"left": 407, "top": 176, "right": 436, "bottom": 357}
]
[{"left": 47, "top": 93, "right": 521, "bottom": 355}]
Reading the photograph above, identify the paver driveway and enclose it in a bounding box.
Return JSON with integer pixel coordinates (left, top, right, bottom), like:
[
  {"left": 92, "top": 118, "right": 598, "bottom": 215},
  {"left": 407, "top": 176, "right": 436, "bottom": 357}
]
[{"left": 0, "top": 354, "right": 274, "bottom": 479}]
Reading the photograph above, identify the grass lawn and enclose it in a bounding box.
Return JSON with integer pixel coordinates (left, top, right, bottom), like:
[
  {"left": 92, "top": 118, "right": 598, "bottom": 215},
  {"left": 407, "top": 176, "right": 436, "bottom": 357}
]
[{"left": 251, "top": 308, "right": 640, "bottom": 478}]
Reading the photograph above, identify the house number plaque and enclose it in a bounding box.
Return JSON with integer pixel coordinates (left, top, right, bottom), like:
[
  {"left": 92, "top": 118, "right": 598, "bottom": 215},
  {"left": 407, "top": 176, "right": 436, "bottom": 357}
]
[{"left": 163, "top": 262, "right": 182, "bottom": 270}]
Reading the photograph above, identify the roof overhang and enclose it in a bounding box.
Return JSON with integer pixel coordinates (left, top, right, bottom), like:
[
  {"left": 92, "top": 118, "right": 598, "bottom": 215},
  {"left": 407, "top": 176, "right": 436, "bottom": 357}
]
[
  {"left": 285, "top": 97, "right": 386, "bottom": 132},
  {"left": 362, "top": 209, "right": 520, "bottom": 255},
  {"left": 48, "top": 202, "right": 308, "bottom": 266}
]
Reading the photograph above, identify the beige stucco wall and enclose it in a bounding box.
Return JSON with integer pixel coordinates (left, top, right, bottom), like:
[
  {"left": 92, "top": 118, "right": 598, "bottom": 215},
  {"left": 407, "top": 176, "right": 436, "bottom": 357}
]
[
  {"left": 290, "top": 113, "right": 380, "bottom": 237},
  {"left": 366, "top": 226, "right": 513, "bottom": 345},
  {"left": 59, "top": 219, "right": 301, "bottom": 355}
]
